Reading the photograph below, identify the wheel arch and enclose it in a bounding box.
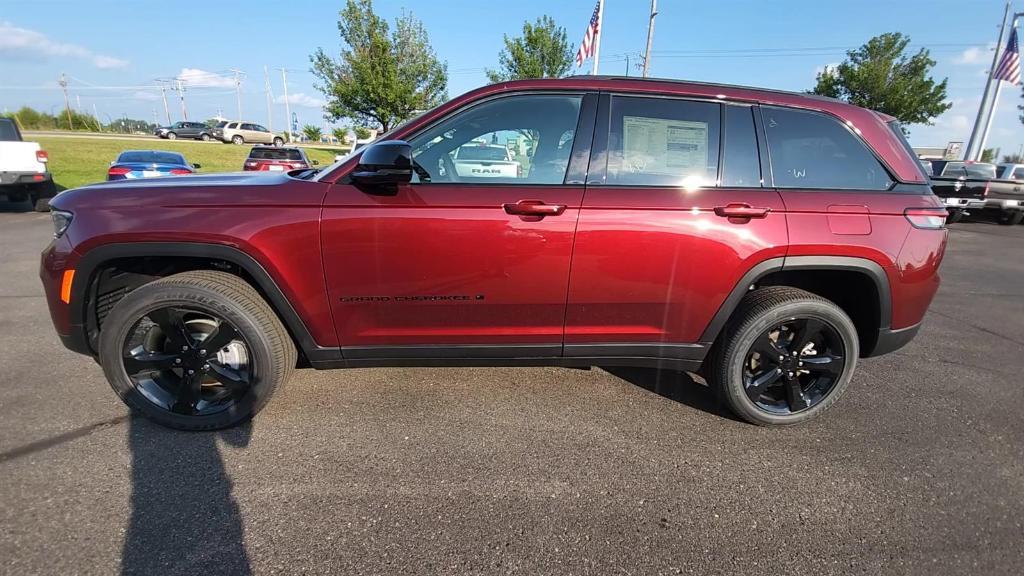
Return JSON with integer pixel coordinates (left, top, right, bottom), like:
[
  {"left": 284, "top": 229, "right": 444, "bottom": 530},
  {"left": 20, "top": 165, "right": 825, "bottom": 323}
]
[
  {"left": 699, "top": 256, "right": 892, "bottom": 357},
  {"left": 71, "top": 242, "right": 335, "bottom": 364}
]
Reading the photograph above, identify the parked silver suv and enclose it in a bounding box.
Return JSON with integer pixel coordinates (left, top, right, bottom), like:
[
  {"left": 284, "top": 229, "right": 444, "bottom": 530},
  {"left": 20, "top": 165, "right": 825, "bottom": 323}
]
[{"left": 213, "top": 121, "right": 284, "bottom": 146}]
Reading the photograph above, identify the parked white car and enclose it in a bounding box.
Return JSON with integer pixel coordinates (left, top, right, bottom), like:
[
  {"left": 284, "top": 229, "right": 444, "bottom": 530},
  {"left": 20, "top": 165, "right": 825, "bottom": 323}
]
[{"left": 0, "top": 118, "right": 54, "bottom": 211}]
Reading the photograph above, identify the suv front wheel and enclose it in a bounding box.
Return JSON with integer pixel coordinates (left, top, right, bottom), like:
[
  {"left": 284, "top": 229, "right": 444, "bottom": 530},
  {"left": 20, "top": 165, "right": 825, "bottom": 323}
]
[
  {"left": 706, "top": 287, "right": 859, "bottom": 426},
  {"left": 98, "top": 270, "right": 296, "bottom": 430}
]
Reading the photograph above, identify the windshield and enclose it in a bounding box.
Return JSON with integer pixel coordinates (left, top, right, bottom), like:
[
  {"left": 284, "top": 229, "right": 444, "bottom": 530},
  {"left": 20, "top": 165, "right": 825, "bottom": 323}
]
[
  {"left": 0, "top": 119, "right": 20, "bottom": 141},
  {"left": 456, "top": 145, "right": 509, "bottom": 161},
  {"left": 941, "top": 162, "right": 997, "bottom": 179},
  {"left": 117, "top": 151, "right": 186, "bottom": 165},
  {"left": 313, "top": 109, "right": 433, "bottom": 182},
  {"left": 216, "top": 121, "right": 228, "bottom": 128}
]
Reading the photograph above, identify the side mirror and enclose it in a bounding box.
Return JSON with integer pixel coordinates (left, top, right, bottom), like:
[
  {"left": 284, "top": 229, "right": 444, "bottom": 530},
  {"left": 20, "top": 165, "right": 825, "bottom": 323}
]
[
  {"left": 192, "top": 163, "right": 201, "bottom": 169},
  {"left": 351, "top": 140, "right": 413, "bottom": 185}
]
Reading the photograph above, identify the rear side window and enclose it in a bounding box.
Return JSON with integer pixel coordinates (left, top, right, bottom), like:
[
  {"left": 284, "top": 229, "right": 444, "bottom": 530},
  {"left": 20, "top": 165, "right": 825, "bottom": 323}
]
[
  {"left": 1014, "top": 167, "right": 1024, "bottom": 180},
  {"left": 607, "top": 96, "right": 720, "bottom": 187},
  {"left": 0, "top": 119, "right": 20, "bottom": 141},
  {"left": 762, "top": 106, "right": 892, "bottom": 190},
  {"left": 721, "top": 106, "right": 761, "bottom": 187},
  {"left": 249, "top": 148, "right": 303, "bottom": 160}
]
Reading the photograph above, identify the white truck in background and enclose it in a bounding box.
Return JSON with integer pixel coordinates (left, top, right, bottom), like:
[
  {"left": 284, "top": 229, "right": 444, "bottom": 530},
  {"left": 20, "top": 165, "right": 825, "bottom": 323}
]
[
  {"left": 452, "top": 143, "right": 521, "bottom": 179},
  {"left": 0, "top": 118, "right": 55, "bottom": 211}
]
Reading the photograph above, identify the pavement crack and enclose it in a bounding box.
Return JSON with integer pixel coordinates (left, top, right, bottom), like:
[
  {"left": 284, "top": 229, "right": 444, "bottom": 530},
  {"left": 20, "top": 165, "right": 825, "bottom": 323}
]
[
  {"left": 0, "top": 414, "right": 131, "bottom": 464},
  {"left": 929, "top": 309, "right": 1024, "bottom": 349}
]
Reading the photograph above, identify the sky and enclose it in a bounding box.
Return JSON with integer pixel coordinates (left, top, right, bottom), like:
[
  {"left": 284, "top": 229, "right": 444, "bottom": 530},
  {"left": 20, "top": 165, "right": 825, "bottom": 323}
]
[{"left": 1, "top": 0, "right": 1021, "bottom": 155}]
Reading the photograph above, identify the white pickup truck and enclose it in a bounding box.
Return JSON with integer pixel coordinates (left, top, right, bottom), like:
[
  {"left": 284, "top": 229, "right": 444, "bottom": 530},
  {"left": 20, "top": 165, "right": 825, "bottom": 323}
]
[
  {"left": 452, "top": 143, "right": 521, "bottom": 179},
  {"left": 0, "top": 118, "right": 55, "bottom": 211}
]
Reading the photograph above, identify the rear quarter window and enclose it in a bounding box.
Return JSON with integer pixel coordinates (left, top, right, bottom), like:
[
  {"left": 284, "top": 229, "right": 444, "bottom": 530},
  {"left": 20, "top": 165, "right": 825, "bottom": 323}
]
[
  {"left": 0, "top": 119, "right": 20, "bottom": 141},
  {"left": 762, "top": 106, "right": 892, "bottom": 190}
]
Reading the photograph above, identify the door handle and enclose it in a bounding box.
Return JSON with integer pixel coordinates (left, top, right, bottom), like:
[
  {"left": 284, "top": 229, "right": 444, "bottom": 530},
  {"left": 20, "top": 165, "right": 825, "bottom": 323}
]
[
  {"left": 503, "top": 200, "right": 566, "bottom": 216},
  {"left": 713, "top": 203, "right": 770, "bottom": 219}
]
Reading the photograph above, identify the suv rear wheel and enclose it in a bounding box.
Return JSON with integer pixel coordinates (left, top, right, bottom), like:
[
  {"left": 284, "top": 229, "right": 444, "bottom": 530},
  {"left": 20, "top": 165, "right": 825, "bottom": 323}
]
[
  {"left": 706, "top": 287, "right": 858, "bottom": 426},
  {"left": 997, "top": 210, "right": 1024, "bottom": 225},
  {"left": 200, "top": 133, "right": 211, "bottom": 141},
  {"left": 98, "top": 270, "right": 296, "bottom": 430}
]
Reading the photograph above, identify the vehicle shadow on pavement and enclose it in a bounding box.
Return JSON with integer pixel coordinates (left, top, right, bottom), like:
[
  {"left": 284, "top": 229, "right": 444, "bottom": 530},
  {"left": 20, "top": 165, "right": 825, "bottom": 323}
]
[
  {"left": 603, "top": 367, "right": 741, "bottom": 422},
  {"left": 121, "top": 417, "right": 252, "bottom": 576}
]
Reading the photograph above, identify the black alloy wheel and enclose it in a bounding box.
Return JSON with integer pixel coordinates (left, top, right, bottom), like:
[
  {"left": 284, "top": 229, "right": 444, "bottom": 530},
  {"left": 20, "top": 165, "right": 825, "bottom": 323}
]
[
  {"left": 742, "top": 317, "right": 845, "bottom": 414},
  {"left": 122, "top": 305, "right": 253, "bottom": 417}
]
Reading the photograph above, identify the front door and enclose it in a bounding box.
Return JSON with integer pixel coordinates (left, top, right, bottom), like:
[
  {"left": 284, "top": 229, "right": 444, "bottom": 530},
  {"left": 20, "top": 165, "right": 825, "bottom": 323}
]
[{"left": 321, "top": 92, "right": 596, "bottom": 359}]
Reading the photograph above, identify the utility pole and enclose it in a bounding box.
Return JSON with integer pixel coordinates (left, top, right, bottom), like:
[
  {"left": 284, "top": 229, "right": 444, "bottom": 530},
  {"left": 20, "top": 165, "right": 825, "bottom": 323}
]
[
  {"left": 278, "top": 68, "right": 292, "bottom": 142},
  {"left": 264, "top": 65, "right": 273, "bottom": 131},
  {"left": 229, "top": 68, "right": 244, "bottom": 120},
  {"left": 624, "top": 54, "right": 630, "bottom": 77},
  {"left": 642, "top": 0, "right": 658, "bottom": 78},
  {"left": 174, "top": 79, "right": 189, "bottom": 121},
  {"left": 966, "top": 1, "right": 1012, "bottom": 161},
  {"left": 58, "top": 73, "right": 74, "bottom": 130},
  {"left": 157, "top": 81, "right": 171, "bottom": 125},
  {"left": 978, "top": 12, "right": 1022, "bottom": 158}
]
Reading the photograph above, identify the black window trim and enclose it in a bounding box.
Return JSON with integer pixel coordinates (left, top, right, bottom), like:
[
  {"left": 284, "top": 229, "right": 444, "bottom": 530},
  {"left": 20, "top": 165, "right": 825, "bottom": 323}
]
[
  {"left": 721, "top": 102, "right": 765, "bottom": 189},
  {"left": 757, "top": 104, "right": 910, "bottom": 193},
  {"left": 357, "top": 89, "right": 598, "bottom": 189}
]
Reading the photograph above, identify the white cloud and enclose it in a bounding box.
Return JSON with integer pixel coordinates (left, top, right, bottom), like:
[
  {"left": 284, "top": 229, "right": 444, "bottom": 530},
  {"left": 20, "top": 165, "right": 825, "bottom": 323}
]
[
  {"left": 0, "top": 21, "right": 128, "bottom": 68},
  {"left": 814, "top": 62, "right": 840, "bottom": 77},
  {"left": 177, "top": 68, "right": 235, "bottom": 88},
  {"left": 275, "top": 93, "right": 326, "bottom": 108},
  {"left": 953, "top": 45, "right": 993, "bottom": 65}
]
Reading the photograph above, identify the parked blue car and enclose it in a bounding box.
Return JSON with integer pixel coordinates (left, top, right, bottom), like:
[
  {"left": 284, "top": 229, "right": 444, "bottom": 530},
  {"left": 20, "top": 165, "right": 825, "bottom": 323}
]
[{"left": 106, "top": 150, "right": 200, "bottom": 181}]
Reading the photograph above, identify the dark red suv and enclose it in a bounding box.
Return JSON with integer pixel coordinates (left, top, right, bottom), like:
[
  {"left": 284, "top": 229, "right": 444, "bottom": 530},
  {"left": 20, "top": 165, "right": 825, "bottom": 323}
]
[{"left": 40, "top": 77, "right": 948, "bottom": 430}]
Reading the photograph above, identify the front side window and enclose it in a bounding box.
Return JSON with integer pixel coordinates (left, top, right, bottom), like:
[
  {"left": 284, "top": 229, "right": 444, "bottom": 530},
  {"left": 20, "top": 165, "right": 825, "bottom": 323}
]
[
  {"left": 227, "top": 123, "right": 238, "bottom": 129},
  {"left": 409, "top": 94, "right": 582, "bottom": 185},
  {"left": 606, "top": 96, "right": 720, "bottom": 187},
  {"left": 763, "top": 106, "right": 892, "bottom": 190}
]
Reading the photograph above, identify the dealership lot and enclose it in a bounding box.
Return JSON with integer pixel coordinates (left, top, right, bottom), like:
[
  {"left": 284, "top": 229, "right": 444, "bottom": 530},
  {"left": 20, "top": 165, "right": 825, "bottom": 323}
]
[{"left": 0, "top": 208, "right": 1021, "bottom": 575}]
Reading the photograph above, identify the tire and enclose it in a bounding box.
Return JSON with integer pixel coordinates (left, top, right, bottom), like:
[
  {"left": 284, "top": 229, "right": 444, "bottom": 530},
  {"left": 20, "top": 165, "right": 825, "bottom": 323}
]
[
  {"left": 996, "top": 210, "right": 1024, "bottom": 225},
  {"left": 706, "top": 286, "right": 859, "bottom": 426},
  {"left": 98, "top": 270, "right": 296, "bottom": 430},
  {"left": 273, "top": 137, "right": 284, "bottom": 147},
  {"left": 32, "top": 195, "right": 50, "bottom": 212},
  {"left": 200, "top": 133, "right": 211, "bottom": 142},
  {"left": 232, "top": 135, "right": 244, "bottom": 145},
  {"left": 945, "top": 209, "right": 963, "bottom": 224},
  {"left": 167, "top": 132, "right": 177, "bottom": 140}
]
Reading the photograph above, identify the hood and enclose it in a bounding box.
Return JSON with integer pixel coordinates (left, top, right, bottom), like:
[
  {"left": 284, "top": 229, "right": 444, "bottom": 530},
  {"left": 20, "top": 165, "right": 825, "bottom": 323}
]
[{"left": 51, "top": 171, "right": 294, "bottom": 211}]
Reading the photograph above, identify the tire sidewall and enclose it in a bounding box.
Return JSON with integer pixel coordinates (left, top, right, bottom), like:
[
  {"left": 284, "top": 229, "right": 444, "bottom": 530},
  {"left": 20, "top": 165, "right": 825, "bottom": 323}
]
[
  {"left": 723, "top": 300, "right": 859, "bottom": 426},
  {"left": 98, "top": 282, "right": 277, "bottom": 430}
]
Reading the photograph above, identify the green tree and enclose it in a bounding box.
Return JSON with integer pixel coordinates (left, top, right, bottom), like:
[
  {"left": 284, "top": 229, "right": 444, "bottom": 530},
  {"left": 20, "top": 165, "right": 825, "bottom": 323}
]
[
  {"left": 354, "top": 126, "right": 372, "bottom": 140},
  {"left": 1002, "top": 153, "right": 1024, "bottom": 164},
  {"left": 332, "top": 127, "right": 349, "bottom": 143},
  {"left": 486, "top": 16, "right": 574, "bottom": 82},
  {"left": 812, "top": 32, "right": 951, "bottom": 126},
  {"left": 302, "top": 124, "right": 323, "bottom": 142},
  {"left": 311, "top": 0, "right": 447, "bottom": 132},
  {"left": 981, "top": 148, "right": 1000, "bottom": 163}
]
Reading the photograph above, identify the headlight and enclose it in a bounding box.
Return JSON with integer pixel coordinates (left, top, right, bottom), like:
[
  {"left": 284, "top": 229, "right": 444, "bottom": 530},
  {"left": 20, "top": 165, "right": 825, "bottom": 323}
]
[{"left": 51, "top": 210, "right": 73, "bottom": 238}]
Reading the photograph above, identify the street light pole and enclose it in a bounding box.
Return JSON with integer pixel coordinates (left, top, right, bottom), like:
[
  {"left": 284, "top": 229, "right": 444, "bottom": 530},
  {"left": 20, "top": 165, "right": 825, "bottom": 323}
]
[
  {"left": 977, "top": 12, "right": 1022, "bottom": 160},
  {"left": 965, "top": 1, "right": 1012, "bottom": 161}
]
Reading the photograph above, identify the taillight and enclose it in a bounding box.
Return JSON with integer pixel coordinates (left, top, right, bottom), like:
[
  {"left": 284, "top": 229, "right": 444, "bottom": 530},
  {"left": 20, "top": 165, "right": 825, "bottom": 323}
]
[
  {"left": 245, "top": 161, "right": 258, "bottom": 168},
  {"left": 169, "top": 168, "right": 191, "bottom": 175},
  {"left": 36, "top": 150, "right": 49, "bottom": 163},
  {"left": 904, "top": 207, "right": 947, "bottom": 229},
  {"left": 107, "top": 166, "right": 131, "bottom": 176}
]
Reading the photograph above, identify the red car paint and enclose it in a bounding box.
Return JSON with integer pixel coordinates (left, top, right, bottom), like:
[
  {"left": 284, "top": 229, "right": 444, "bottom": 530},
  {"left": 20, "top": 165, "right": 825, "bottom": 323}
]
[{"left": 41, "top": 77, "right": 947, "bottom": 366}]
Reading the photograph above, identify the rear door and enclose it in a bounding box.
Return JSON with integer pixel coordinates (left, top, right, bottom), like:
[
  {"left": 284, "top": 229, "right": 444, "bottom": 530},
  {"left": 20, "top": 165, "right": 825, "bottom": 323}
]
[
  {"left": 320, "top": 92, "right": 597, "bottom": 358},
  {"left": 565, "top": 94, "right": 788, "bottom": 360}
]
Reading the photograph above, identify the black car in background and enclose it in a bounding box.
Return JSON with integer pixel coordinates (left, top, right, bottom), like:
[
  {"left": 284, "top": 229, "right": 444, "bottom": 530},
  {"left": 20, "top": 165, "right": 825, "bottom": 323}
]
[{"left": 155, "top": 122, "right": 213, "bottom": 141}]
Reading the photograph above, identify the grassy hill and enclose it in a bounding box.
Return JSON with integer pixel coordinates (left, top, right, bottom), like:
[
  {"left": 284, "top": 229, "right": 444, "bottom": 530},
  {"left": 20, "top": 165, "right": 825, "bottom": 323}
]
[{"left": 35, "top": 136, "right": 342, "bottom": 190}]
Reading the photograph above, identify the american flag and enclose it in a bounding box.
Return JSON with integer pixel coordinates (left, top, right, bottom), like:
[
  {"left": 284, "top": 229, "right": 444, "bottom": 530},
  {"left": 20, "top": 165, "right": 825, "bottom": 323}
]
[
  {"left": 993, "top": 27, "right": 1020, "bottom": 86},
  {"left": 575, "top": 0, "right": 602, "bottom": 68}
]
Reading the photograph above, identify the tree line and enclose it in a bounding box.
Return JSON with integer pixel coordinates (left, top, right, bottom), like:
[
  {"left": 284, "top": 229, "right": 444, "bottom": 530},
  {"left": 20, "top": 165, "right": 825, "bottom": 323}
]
[{"left": 312, "top": 0, "right": 968, "bottom": 139}]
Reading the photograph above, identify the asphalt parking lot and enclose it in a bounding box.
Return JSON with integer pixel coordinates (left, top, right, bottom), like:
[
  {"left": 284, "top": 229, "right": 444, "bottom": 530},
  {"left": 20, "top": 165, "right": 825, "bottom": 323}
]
[{"left": 0, "top": 205, "right": 1021, "bottom": 576}]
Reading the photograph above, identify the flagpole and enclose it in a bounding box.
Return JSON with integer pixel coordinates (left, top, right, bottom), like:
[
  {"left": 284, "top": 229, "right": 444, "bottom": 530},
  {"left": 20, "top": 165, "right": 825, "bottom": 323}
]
[
  {"left": 592, "top": 0, "right": 605, "bottom": 75},
  {"left": 978, "top": 15, "right": 1021, "bottom": 158},
  {"left": 965, "top": 1, "right": 1012, "bottom": 162}
]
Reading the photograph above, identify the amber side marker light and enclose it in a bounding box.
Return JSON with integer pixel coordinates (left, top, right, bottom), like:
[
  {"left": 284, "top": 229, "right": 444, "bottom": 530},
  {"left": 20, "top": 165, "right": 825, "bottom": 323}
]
[{"left": 60, "top": 270, "right": 75, "bottom": 304}]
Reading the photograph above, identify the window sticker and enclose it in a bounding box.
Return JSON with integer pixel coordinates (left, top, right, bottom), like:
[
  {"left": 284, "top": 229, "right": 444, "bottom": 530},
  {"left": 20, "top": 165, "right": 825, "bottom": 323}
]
[{"left": 623, "top": 116, "right": 709, "bottom": 176}]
